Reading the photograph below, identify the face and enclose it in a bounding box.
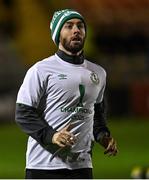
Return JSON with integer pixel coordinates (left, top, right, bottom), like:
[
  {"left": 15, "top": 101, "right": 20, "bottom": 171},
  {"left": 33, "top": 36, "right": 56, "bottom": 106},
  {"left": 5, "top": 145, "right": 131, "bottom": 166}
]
[{"left": 59, "top": 18, "right": 86, "bottom": 54}]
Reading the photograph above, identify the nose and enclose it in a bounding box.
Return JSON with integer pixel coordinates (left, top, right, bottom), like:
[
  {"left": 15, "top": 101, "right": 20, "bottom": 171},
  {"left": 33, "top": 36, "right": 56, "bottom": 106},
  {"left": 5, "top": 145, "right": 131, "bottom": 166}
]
[{"left": 72, "top": 25, "right": 80, "bottom": 33}]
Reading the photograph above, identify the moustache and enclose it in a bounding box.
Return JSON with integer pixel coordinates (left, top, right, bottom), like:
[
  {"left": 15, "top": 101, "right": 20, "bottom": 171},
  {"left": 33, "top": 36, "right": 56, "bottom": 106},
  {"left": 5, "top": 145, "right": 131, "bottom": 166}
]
[{"left": 71, "top": 36, "right": 82, "bottom": 42}]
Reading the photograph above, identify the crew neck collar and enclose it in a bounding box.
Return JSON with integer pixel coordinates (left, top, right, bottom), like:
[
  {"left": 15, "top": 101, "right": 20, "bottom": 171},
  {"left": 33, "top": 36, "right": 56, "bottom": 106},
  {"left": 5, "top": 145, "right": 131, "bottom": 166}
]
[{"left": 56, "top": 49, "right": 84, "bottom": 64}]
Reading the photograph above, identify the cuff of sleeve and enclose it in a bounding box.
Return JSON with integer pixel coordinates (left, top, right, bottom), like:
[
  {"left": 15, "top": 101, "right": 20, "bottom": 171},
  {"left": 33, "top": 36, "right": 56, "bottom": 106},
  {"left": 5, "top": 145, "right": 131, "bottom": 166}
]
[
  {"left": 96, "top": 129, "right": 110, "bottom": 143},
  {"left": 44, "top": 126, "right": 57, "bottom": 145}
]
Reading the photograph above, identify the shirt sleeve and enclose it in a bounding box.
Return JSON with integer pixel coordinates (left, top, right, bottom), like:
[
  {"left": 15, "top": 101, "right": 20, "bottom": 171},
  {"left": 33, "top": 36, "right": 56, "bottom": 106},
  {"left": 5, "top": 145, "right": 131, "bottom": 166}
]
[
  {"left": 95, "top": 67, "right": 106, "bottom": 104},
  {"left": 15, "top": 103, "right": 56, "bottom": 147},
  {"left": 93, "top": 68, "right": 110, "bottom": 142},
  {"left": 16, "top": 65, "right": 45, "bottom": 108},
  {"left": 15, "top": 65, "right": 59, "bottom": 152},
  {"left": 93, "top": 98, "right": 110, "bottom": 142}
]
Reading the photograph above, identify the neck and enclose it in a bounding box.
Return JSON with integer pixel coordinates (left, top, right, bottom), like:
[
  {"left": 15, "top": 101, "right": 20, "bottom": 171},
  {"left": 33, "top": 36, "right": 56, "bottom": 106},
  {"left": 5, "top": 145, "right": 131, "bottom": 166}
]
[
  {"left": 56, "top": 49, "right": 84, "bottom": 64},
  {"left": 59, "top": 44, "right": 82, "bottom": 56}
]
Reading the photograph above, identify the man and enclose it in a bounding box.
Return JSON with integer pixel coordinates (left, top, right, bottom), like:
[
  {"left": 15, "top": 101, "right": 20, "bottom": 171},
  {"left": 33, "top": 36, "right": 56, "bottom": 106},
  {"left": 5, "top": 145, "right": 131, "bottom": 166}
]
[{"left": 15, "top": 9, "right": 118, "bottom": 179}]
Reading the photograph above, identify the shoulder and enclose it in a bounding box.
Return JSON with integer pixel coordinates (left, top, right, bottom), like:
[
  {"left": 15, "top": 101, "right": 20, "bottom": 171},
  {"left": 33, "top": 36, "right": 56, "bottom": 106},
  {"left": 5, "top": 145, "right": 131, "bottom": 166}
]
[
  {"left": 26, "top": 55, "right": 56, "bottom": 75},
  {"left": 35, "top": 55, "right": 56, "bottom": 69},
  {"left": 85, "top": 59, "right": 106, "bottom": 77}
]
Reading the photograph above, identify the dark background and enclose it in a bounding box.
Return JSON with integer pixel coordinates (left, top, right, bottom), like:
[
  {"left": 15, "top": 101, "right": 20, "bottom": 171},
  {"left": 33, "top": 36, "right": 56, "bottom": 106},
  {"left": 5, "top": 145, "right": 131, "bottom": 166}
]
[{"left": 0, "top": 0, "right": 149, "bottom": 178}]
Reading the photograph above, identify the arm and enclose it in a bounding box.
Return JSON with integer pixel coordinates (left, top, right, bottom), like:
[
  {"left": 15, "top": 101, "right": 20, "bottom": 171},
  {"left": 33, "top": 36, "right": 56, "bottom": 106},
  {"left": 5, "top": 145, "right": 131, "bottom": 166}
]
[
  {"left": 93, "top": 97, "right": 110, "bottom": 143},
  {"left": 93, "top": 98, "right": 118, "bottom": 156},
  {"left": 15, "top": 103, "right": 56, "bottom": 148},
  {"left": 15, "top": 65, "right": 74, "bottom": 153},
  {"left": 15, "top": 103, "right": 75, "bottom": 150},
  {"left": 15, "top": 66, "right": 56, "bottom": 149}
]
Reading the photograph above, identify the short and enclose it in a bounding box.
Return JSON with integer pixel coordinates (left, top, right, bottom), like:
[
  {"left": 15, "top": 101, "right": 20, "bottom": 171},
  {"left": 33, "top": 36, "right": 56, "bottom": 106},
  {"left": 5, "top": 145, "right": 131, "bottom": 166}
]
[{"left": 25, "top": 168, "right": 93, "bottom": 179}]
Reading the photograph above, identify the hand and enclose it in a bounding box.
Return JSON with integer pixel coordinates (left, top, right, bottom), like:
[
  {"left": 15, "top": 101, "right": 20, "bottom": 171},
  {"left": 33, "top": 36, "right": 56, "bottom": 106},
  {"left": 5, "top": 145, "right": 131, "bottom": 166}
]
[
  {"left": 52, "top": 124, "right": 76, "bottom": 148},
  {"left": 102, "top": 136, "right": 118, "bottom": 156}
]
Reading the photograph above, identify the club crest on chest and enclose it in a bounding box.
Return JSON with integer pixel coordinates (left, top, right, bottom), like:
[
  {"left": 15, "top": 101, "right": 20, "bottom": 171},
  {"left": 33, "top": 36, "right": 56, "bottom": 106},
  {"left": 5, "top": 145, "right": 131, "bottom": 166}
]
[{"left": 90, "top": 72, "right": 99, "bottom": 84}]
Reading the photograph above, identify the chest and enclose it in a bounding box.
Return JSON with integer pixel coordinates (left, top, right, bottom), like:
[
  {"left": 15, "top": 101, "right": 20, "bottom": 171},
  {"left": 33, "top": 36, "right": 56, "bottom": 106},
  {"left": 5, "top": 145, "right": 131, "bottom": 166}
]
[{"left": 46, "top": 66, "right": 102, "bottom": 105}]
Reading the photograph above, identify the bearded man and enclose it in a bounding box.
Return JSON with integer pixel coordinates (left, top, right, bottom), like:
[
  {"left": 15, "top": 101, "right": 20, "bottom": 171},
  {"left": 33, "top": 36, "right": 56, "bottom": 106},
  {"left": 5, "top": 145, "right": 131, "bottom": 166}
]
[{"left": 15, "top": 9, "right": 118, "bottom": 179}]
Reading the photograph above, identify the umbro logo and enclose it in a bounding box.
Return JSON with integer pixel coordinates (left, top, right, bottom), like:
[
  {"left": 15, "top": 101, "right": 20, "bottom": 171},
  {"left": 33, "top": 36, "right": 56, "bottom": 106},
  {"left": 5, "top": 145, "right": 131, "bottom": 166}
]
[{"left": 58, "top": 74, "right": 67, "bottom": 80}]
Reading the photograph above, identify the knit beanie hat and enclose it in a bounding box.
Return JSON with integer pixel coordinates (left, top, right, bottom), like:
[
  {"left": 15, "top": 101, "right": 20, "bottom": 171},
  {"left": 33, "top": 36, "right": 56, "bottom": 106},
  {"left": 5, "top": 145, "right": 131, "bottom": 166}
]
[{"left": 50, "top": 9, "right": 86, "bottom": 45}]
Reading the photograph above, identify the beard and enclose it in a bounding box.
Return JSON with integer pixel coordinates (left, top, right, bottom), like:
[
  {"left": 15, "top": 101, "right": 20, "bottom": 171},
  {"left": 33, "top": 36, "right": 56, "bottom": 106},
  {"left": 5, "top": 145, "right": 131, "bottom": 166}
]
[{"left": 61, "top": 37, "right": 85, "bottom": 54}]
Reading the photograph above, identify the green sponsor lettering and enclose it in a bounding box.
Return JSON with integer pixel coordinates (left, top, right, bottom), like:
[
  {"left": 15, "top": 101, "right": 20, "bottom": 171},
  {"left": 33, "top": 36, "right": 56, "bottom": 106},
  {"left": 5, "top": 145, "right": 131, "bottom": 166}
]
[{"left": 77, "top": 84, "right": 85, "bottom": 107}]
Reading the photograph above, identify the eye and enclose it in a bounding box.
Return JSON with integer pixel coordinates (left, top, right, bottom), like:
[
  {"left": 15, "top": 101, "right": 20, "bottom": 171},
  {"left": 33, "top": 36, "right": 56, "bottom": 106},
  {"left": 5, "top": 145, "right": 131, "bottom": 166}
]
[
  {"left": 77, "top": 23, "right": 85, "bottom": 30},
  {"left": 65, "top": 24, "right": 73, "bottom": 29}
]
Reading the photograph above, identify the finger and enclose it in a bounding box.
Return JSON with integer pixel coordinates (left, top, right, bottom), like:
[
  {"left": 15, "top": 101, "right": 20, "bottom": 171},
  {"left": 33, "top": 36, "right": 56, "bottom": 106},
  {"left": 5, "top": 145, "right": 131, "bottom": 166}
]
[
  {"left": 65, "top": 140, "right": 73, "bottom": 146},
  {"left": 110, "top": 141, "right": 118, "bottom": 155},
  {"left": 69, "top": 136, "right": 76, "bottom": 143},
  {"left": 53, "top": 135, "right": 66, "bottom": 147},
  {"left": 106, "top": 138, "right": 114, "bottom": 150},
  {"left": 59, "top": 137, "right": 67, "bottom": 144},
  {"left": 62, "top": 124, "right": 71, "bottom": 131},
  {"left": 112, "top": 144, "right": 118, "bottom": 155},
  {"left": 56, "top": 141, "right": 65, "bottom": 148},
  {"left": 104, "top": 149, "right": 116, "bottom": 156},
  {"left": 58, "top": 137, "right": 73, "bottom": 147},
  {"left": 61, "top": 136, "right": 76, "bottom": 146},
  {"left": 57, "top": 132, "right": 76, "bottom": 147},
  {"left": 109, "top": 148, "right": 118, "bottom": 156},
  {"left": 104, "top": 145, "right": 113, "bottom": 154},
  {"left": 52, "top": 132, "right": 68, "bottom": 146},
  {"left": 60, "top": 132, "right": 71, "bottom": 140},
  {"left": 106, "top": 138, "right": 117, "bottom": 153},
  {"left": 67, "top": 136, "right": 76, "bottom": 146},
  {"left": 52, "top": 129, "right": 76, "bottom": 148},
  {"left": 106, "top": 148, "right": 117, "bottom": 155},
  {"left": 63, "top": 131, "right": 76, "bottom": 140},
  {"left": 61, "top": 132, "right": 73, "bottom": 139},
  {"left": 104, "top": 144, "right": 118, "bottom": 156}
]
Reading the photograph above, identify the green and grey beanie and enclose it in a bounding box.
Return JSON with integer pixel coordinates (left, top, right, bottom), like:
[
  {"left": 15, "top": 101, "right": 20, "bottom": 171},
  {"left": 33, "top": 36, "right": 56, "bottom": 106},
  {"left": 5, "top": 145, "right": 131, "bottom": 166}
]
[{"left": 50, "top": 9, "right": 86, "bottom": 45}]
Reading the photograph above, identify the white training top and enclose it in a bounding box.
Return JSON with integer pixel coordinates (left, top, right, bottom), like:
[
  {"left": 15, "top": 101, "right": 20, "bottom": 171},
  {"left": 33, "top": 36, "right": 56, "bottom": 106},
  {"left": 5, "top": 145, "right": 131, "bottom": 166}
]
[{"left": 16, "top": 53, "right": 106, "bottom": 170}]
